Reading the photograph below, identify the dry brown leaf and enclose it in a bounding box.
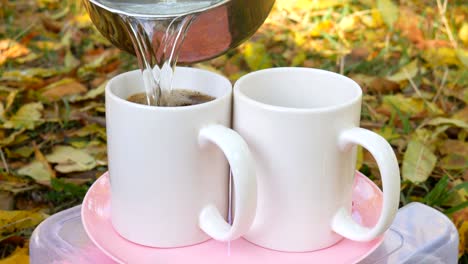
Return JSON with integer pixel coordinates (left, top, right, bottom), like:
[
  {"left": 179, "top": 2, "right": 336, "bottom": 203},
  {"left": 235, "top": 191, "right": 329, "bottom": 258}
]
[
  {"left": 439, "top": 140, "right": 468, "bottom": 156},
  {"left": 41, "top": 16, "right": 62, "bottom": 33},
  {"left": 40, "top": 78, "right": 87, "bottom": 102}
]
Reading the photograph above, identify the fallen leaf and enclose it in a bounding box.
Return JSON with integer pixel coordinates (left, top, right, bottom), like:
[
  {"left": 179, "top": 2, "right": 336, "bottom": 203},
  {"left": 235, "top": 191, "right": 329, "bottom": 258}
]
[
  {"left": 339, "top": 16, "right": 356, "bottom": 32},
  {"left": 427, "top": 117, "right": 468, "bottom": 130},
  {"left": 0, "top": 39, "right": 30, "bottom": 66},
  {"left": 0, "top": 191, "right": 14, "bottom": 210},
  {"left": 387, "top": 59, "right": 419, "bottom": 82},
  {"left": 402, "top": 140, "right": 437, "bottom": 183},
  {"left": 277, "top": 0, "right": 349, "bottom": 11},
  {"left": 395, "top": 8, "right": 424, "bottom": 47},
  {"left": 439, "top": 154, "right": 468, "bottom": 170},
  {"left": 16, "top": 160, "right": 52, "bottom": 186},
  {"left": 457, "top": 221, "right": 468, "bottom": 258},
  {"left": 360, "top": 10, "right": 384, "bottom": 28},
  {"left": 459, "top": 23, "right": 468, "bottom": 45},
  {"left": 5, "top": 146, "right": 34, "bottom": 159},
  {"left": 5, "top": 90, "right": 19, "bottom": 113},
  {"left": 373, "top": 126, "right": 401, "bottom": 142},
  {"left": 3, "top": 103, "right": 44, "bottom": 130},
  {"left": 33, "top": 41, "right": 63, "bottom": 51},
  {"left": 40, "top": 78, "right": 87, "bottom": 102},
  {"left": 310, "top": 20, "right": 333, "bottom": 37},
  {"left": 64, "top": 49, "right": 81, "bottom": 69},
  {"left": 0, "top": 209, "right": 47, "bottom": 239},
  {"left": 456, "top": 49, "right": 468, "bottom": 68},
  {"left": 0, "top": 68, "right": 62, "bottom": 89},
  {"left": 70, "top": 13, "right": 93, "bottom": 28},
  {"left": 0, "top": 246, "right": 29, "bottom": 264},
  {"left": 33, "top": 142, "right": 55, "bottom": 179},
  {"left": 291, "top": 51, "right": 307, "bottom": 67},
  {"left": 66, "top": 123, "right": 106, "bottom": 139},
  {"left": 369, "top": 77, "right": 400, "bottom": 93},
  {"left": 70, "top": 80, "right": 107, "bottom": 102},
  {"left": 41, "top": 16, "right": 62, "bottom": 33},
  {"left": 453, "top": 107, "right": 468, "bottom": 123},
  {"left": 422, "top": 48, "right": 461, "bottom": 67},
  {"left": 37, "top": 0, "right": 60, "bottom": 9},
  {"left": 381, "top": 94, "right": 443, "bottom": 116},
  {"left": 46, "top": 145, "right": 97, "bottom": 173},
  {"left": 356, "top": 145, "right": 363, "bottom": 170},
  {"left": 439, "top": 140, "right": 468, "bottom": 156},
  {"left": 77, "top": 50, "right": 120, "bottom": 80},
  {"left": 377, "top": 0, "right": 399, "bottom": 28},
  {"left": 14, "top": 53, "right": 41, "bottom": 64},
  {"left": 243, "top": 42, "right": 273, "bottom": 71},
  {"left": 0, "top": 129, "right": 26, "bottom": 147}
]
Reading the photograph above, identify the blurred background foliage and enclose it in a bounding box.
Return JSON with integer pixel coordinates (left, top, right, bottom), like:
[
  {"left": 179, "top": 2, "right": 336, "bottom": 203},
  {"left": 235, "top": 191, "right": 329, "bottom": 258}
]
[{"left": 0, "top": 0, "right": 467, "bottom": 262}]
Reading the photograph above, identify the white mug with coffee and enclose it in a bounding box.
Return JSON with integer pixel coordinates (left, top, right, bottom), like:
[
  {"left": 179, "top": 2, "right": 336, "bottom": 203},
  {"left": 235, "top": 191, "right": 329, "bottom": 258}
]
[
  {"left": 106, "top": 67, "right": 256, "bottom": 248},
  {"left": 233, "top": 68, "right": 400, "bottom": 252}
]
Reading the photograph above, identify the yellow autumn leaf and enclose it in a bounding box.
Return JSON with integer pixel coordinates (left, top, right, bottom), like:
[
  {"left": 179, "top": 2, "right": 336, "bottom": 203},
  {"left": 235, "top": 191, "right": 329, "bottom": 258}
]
[
  {"left": 457, "top": 220, "right": 468, "bottom": 258},
  {"left": 339, "top": 16, "right": 356, "bottom": 32},
  {"left": 456, "top": 49, "right": 468, "bottom": 68},
  {"left": 387, "top": 59, "right": 420, "bottom": 82},
  {"left": 0, "top": 246, "right": 29, "bottom": 264},
  {"left": 1, "top": 67, "right": 63, "bottom": 80},
  {"left": 360, "top": 9, "right": 384, "bottom": 28},
  {"left": 373, "top": 126, "right": 401, "bottom": 142},
  {"left": 0, "top": 210, "right": 48, "bottom": 240},
  {"left": 45, "top": 145, "right": 97, "bottom": 173},
  {"left": 382, "top": 94, "right": 443, "bottom": 116},
  {"left": 355, "top": 145, "right": 363, "bottom": 170},
  {"left": 0, "top": 129, "right": 26, "bottom": 147},
  {"left": 37, "top": 0, "right": 60, "bottom": 9},
  {"left": 422, "top": 47, "right": 461, "bottom": 67},
  {"left": 17, "top": 160, "right": 53, "bottom": 185},
  {"left": 310, "top": 20, "right": 333, "bottom": 37},
  {"left": 277, "top": 0, "right": 349, "bottom": 11},
  {"left": 291, "top": 51, "right": 307, "bottom": 66},
  {"left": 0, "top": 39, "right": 30, "bottom": 66},
  {"left": 33, "top": 41, "right": 63, "bottom": 51},
  {"left": 293, "top": 32, "right": 307, "bottom": 46},
  {"left": 377, "top": 0, "right": 399, "bottom": 28},
  {"left": 243, "top": 42, "right": 273, "bottom": 71},
  {"left": 3, "top": 103, "right": 44, "bottom": 130},
  {"left": 71, "top": 13, "right": 92, "bottom": 28},
  {"left": 427, "top": 117, "right": 468, "bottom": 130},
  {"left": 402, "top": 140, "right": 437, "bottom": 183},
  {"left": 459, "top": 23, "right": 468, "bottom": 45}
]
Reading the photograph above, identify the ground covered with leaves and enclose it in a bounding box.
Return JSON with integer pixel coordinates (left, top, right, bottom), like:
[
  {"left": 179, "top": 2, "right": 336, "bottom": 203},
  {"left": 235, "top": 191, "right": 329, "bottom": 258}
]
[{"left": 0, "top": 0, "right": 467, "bottom": 262}]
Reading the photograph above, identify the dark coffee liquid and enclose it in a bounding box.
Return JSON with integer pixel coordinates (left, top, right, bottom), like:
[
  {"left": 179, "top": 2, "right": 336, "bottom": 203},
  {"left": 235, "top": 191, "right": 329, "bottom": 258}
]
[{"left": 127, "top": 89, "right": 215, "bottom": 107}]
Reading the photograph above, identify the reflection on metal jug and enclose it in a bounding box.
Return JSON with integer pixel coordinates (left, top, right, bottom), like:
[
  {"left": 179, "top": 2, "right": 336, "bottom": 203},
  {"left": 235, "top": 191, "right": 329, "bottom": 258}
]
[{"left": 83, "top": 0, "right": 275, "bottom": 63}]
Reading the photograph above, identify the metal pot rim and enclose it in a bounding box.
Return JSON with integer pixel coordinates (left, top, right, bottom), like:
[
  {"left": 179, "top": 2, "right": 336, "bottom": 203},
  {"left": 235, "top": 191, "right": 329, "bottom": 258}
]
[{"left": 87, "top": 0, "right": 231, "bottom": 18}]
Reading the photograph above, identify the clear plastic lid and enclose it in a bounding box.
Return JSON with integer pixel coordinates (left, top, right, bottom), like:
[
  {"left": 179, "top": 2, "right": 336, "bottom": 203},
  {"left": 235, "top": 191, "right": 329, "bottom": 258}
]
[{"left": 30, "top": 202, "right": 458, "bottom": 264}]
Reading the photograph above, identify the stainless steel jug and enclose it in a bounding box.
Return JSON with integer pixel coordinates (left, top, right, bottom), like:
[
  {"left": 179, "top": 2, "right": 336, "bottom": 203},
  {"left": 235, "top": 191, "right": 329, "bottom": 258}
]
[{"left": 83, "top": 0, "right": 275, "bottom": 64}]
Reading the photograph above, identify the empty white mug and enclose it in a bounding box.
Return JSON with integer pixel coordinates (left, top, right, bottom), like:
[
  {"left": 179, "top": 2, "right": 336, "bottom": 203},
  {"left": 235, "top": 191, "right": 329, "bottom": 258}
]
[
  {"left": 106, "top": 67, "right": 256, "bottom": 248},
  {"left": 233, "top": 67, "right": 400, "bottom": 252}
]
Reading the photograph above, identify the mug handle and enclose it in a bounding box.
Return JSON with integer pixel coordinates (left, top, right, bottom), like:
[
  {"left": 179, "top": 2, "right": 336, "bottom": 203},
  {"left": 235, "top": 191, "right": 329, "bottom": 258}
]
[
  {"left": 197, "top": 125, "right": 257, "bottom": 241},
  {"left": 332, "top": 127, "right": 400, "bottom": 241}
]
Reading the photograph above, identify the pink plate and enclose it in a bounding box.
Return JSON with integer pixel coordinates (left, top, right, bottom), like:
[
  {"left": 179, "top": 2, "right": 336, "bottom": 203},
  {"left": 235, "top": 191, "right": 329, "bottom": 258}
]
[{"left": 82, "top": 171, "right": 385, "bottom": 264}]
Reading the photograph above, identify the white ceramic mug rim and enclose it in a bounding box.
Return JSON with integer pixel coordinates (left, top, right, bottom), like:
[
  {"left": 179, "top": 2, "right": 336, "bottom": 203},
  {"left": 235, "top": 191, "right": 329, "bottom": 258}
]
[
  {"left": 106, "top": 67, "right": 232, "bottom": 112},
  {"left": 234, "top": 67, "right": 363, "bottom": 114}
]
